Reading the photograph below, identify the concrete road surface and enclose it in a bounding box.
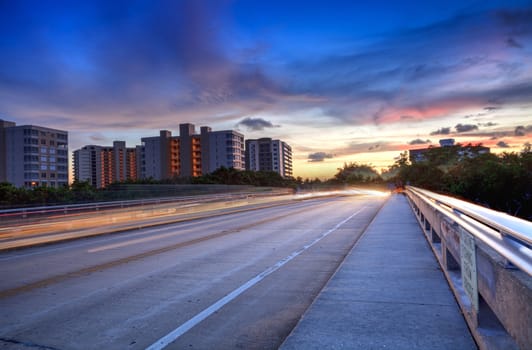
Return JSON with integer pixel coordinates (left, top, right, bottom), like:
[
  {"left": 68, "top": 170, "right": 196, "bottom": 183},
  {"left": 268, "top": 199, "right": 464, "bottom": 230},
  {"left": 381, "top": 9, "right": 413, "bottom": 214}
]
[{"left": 0, "top": 194, "right": 386, "bottom": 350}]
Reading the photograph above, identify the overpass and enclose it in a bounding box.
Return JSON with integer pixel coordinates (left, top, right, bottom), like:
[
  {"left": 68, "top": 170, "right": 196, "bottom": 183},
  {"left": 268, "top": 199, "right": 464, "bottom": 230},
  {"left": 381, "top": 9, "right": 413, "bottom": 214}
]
[
  {"left": 0, "top": 188, "right": 530, "bottom": 349},
  {"left": 282, "top": 189, "right": 531, "bottom": 350}
]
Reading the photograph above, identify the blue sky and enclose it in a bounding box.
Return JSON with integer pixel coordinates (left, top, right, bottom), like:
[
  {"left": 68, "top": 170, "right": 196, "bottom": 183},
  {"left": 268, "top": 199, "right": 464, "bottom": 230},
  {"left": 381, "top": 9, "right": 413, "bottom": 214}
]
[{"left": 1, "top": 0, "right": 531, "bottom": 178}]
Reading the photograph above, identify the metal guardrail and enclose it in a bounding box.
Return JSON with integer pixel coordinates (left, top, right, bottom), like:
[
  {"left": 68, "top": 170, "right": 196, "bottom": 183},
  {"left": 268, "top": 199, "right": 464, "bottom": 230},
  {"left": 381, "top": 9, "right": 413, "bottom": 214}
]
[
  {"left": 0, "top": 188, "right": 293, "bottom": 223},
  {"left": 406, "top": 186, "right": 532, "bottom": 350},
  {"left": 407, "top": 186, "right": 532, "bottom": 276}
]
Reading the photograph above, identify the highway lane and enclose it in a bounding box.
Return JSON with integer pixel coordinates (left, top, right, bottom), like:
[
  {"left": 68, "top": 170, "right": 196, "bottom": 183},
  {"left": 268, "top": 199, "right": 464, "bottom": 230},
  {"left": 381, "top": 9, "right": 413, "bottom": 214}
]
[{"left": 0, "top": 194, "right": 387, "bottom": 349}]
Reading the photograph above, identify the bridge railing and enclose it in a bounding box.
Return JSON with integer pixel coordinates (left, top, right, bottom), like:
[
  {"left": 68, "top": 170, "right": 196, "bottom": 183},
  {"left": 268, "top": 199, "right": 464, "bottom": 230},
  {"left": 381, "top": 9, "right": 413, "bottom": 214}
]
[
  {"left": 405, "top": 186, "right": 531, "bottom": 350},
  {"left": 0, "top": 188, "right": 293, "bottom": 224}
]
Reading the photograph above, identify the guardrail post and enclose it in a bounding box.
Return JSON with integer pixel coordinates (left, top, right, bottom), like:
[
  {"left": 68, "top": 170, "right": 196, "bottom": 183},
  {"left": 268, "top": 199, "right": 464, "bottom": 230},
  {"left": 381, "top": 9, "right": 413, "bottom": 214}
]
[
  {"left": 442, "top": 241, "right": 459, "bottom": 271},
  {"left": 424, "top": 218, "right": 431, "bottom": 232}
]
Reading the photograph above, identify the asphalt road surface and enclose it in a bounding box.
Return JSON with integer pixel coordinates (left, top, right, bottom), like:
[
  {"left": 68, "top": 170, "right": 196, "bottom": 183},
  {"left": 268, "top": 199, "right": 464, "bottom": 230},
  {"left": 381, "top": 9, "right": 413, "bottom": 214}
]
[{"left": 0, "top": 194, "right": 387, "bottom": 350}]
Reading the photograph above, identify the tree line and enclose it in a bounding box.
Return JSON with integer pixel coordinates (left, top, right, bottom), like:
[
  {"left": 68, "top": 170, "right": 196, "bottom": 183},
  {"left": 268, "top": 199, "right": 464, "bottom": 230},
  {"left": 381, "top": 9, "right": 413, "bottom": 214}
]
[
  {"left": 291, "top": 143, "right": 532, "bottom": 220},
  {"left": 1, "top": 143, "right": 530, "bottom": 220},
  {"left": 389, "top": 144, "right": 532, "bottom": 220},
  {"left": 0, "top": 168, "right": 299, "bottom": 208}
]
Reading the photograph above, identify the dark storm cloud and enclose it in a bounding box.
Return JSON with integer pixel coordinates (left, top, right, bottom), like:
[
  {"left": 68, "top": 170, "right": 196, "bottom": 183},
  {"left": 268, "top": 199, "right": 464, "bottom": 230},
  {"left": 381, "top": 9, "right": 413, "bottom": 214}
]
[
  {"left": 515, "top": 125, "right": 532, "bottom": 136},
  {"left": 430, "top": 127, "right": 451, "bottom": 135},
  {"left": 1, "top": 1, "right": 532, "bottom": 134},
  {"left": 496, "top": 8, "right": 532, "bottom": 31},
  {"left": 237, "top": 117, "right": 280, "bottom": 131},
  {"left": 408, "top": 139, "right": 431, "bottom": 145},
  {"left": 497, "top": 141, "right": 510, "bottom": 148},
  {"left": 455, "top": 124, "right": 479, "bottom": 133},
  {"left": 308, "top": 152, "right": 334, "bottom": 162},
  {"left": 0, "top": 0, "right": 287, "bottom": 127},
  {"left": 506, "top": 37, "right": 523, "bottom": 48}
]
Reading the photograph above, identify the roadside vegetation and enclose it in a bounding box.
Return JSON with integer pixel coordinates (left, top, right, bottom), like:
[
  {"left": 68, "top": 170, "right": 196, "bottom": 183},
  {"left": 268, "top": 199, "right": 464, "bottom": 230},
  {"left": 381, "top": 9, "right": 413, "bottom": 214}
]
[
  {"left": 1, "top": 143, "right": 530, "bottom": 220},
  {"left": 385, "top": 143, "right": 532, "bottom": 220}
]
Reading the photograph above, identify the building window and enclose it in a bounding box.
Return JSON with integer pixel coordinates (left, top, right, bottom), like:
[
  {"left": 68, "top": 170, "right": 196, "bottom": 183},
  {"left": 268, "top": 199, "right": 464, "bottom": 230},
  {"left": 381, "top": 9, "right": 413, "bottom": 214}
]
[
  {"left": 40, "top": 165, "right": 47, "bottom": 171},
  {"left": 41, "top": 172, "right": 47, "bottom": 178},
  {"left": 41, "top": 147, "right": 47, "bottom": 153},
  {"left": 24, "top": 146, "right": 39, "bottom": 153}
]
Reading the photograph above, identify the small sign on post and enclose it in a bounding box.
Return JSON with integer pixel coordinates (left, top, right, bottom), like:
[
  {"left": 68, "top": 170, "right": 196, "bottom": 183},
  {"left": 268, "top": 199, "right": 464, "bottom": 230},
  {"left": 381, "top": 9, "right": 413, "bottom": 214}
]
[{"left": 460, "top": 227, "right": 478, "bottom": 312}]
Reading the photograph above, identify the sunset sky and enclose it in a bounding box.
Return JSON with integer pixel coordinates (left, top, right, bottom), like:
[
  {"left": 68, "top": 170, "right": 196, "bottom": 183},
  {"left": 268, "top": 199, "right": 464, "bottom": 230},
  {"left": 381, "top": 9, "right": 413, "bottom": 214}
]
[{"left": 1, "top": 0, "right": 531, "bottom": 179}]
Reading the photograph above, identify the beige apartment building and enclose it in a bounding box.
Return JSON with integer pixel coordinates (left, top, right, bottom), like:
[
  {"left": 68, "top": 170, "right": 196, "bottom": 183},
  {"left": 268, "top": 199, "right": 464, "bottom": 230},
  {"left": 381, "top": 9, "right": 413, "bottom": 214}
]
[
  {"left": 74, "top": 123, "right": 246, "bottom": 186},
  {"left": 73, "top": 141, "right": 137, "bottom": 188}
]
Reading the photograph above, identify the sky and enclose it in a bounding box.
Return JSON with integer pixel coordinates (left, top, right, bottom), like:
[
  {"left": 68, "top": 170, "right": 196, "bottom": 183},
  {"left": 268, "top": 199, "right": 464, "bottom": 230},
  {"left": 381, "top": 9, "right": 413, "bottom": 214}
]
[{"left": 1, "top": 0, "right": 532, "bottom": 179}]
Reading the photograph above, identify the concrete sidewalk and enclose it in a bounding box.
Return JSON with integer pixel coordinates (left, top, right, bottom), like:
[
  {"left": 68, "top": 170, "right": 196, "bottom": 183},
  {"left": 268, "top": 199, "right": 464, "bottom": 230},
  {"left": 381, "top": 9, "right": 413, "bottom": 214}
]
[{"left": 281, "top": 194, "right": 477, "bottom": 350}]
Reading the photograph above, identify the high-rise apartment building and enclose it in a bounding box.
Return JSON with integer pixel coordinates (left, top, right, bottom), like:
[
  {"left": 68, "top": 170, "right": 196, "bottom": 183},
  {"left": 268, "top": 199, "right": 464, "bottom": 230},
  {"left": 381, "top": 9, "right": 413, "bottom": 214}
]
[
  {"left": 246, "top": 138, "right": 293, "bottom": 178},
  {"left": 72, "top": 123, "right": 248, "bottom": 184},
  {"left": 73, "top": 141, "right": 137, "bottom": 188},
  {"left": 179, "top": 124, "right": 202, "bottom": 177},
  {"left": 138, "top": 124, "right": 245, "bottom": 180},
  {"left": 139, "top": 130, "right": 180, "bottom": 180},
  {"left": 201, "top": 128, "right": 245, "bottom": 173},
  {"left": 0, "top": 120, "right": 68, "bottom": 188}
]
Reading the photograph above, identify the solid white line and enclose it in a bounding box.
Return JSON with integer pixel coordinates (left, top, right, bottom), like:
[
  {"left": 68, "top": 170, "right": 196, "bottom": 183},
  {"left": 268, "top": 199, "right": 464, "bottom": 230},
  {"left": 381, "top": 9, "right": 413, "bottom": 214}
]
[{"left": 145, "top": 208, "right": 365, "bottom": 350}]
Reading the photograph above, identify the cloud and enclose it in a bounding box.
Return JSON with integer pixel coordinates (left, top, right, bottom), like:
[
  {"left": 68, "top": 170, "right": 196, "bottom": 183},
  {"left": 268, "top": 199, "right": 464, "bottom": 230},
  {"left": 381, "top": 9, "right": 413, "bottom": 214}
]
[
  {"left": 480, "top": 122, "right": 497, "bottom": 127},
  {"left": 484, "top": 106, "right": 500, "bottom": 111},
  {"left": 430, "top": 127, "right": 451, "bottom": 135},
  {"left": 1, "top": 0, "right": 532, "bottom": 151},
  {"left": 515, "top": 125, "right": 532, "bottom": 136},
  {"left": 284, "top": 7, "right": 532, "bottom": 127},
  {"left": 236, "top": 117, "right": 280, "bottom": 131},
  {"left": 308, "top": 152, "right": 334, "bottom": 162},
  {"left": 408, "top": 139, "right": 431, "bottom": 145},
  {"left": 0, "top": 0, "right": 292, "bottom": 129},
  {"left": 89, "top": 134, "right": 107, "bottom": 142},
  {"left": 455, "top": 123, "right": 479, "bottom": 133},
  {"left": 506, "top": 37, "right": 523, "bottom": 48},
  {"left": 497, "top": 141, "right": 510, "bottom": 148}
]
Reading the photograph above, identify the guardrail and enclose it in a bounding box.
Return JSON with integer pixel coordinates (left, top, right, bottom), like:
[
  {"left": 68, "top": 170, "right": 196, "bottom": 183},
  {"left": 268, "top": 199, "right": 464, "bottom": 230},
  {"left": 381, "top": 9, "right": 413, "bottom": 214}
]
[
  {"left": 0, "top": 188, "right": 293, "bottom": 224},
  {"left": 406, "top": 186, "right": 531, "bottom": 350}
]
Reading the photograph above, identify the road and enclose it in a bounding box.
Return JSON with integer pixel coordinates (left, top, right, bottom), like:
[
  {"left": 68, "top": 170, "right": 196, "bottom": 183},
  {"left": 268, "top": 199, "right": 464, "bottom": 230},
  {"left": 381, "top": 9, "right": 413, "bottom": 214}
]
[{"left": 0, "top": 194, "right": 387, "bottom": 350}]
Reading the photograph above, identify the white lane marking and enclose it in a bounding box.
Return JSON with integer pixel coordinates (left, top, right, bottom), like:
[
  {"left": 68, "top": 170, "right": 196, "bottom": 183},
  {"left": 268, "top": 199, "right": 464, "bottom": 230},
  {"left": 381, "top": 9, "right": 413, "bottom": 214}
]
[{"left": 145, "top": 208, "right": 365, "bottom": 350}]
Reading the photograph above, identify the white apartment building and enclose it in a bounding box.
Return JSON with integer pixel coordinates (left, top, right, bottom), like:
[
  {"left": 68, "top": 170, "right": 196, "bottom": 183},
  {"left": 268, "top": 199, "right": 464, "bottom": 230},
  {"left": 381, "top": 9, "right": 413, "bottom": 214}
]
[{"left": 0, "top": 120, "right": 68, "bottom": 188}]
